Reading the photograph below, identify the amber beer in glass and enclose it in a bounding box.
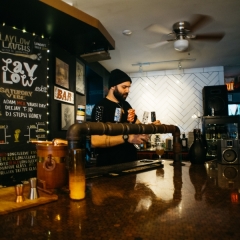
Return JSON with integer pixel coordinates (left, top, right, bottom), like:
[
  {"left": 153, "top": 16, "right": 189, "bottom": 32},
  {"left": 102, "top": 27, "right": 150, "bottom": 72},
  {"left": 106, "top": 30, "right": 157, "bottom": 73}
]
[
  {"left": 68, "top": 149, "right": 86, "bottom": 200},
  {"left": 156, "top": 144, "right": 164, "bottom": 159}
]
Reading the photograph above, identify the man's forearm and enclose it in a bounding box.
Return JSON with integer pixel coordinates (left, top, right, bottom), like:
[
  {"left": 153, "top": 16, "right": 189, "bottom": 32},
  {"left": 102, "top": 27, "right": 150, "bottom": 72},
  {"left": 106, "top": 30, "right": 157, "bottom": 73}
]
[{"left": 91, "top": 135, "right": 124, "bottom": 148}]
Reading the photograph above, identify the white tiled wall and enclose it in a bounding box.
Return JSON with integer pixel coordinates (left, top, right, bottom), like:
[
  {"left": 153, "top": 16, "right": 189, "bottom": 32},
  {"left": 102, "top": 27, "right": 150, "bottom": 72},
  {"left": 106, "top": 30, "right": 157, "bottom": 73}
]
[{"left": 128, "top": 66, "right": 224, "bottom": 138}]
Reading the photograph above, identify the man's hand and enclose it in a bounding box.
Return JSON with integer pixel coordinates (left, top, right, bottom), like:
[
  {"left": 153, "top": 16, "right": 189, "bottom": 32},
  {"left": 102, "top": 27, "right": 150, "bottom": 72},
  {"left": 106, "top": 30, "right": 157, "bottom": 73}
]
[
  {"left": 152, "top": 120, "right": 161, "bottom": 125},
  {"left": 128, "top": 134, "right": 149, "bottom": 144}
]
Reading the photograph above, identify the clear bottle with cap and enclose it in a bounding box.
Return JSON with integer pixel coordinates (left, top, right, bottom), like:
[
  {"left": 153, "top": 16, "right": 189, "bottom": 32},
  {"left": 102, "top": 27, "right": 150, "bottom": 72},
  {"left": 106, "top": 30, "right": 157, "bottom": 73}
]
[{"left": 181, "top": 133, "right": 188, "bottom": 150}]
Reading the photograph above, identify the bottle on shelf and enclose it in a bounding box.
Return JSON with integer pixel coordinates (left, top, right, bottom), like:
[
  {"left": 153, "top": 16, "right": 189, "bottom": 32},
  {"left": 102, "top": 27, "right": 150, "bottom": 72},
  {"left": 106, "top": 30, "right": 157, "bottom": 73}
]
[
  {"left": 181, "top": 133, "right": 188, "bottom": 151},
  {"left": 155, "top": 135, "right": 161, "bottom": 146},
  {"left": 205, "top": 127, "right": 210, "bottom": 140},
  {"left": 216, "top": 126, "right": 221, "bottom": 139},
  {"left": 211, "top": 126, "right": 216, "bottom": 139},
  {"left": 211, "top": 108, "right": 214, "bottom": 116}
]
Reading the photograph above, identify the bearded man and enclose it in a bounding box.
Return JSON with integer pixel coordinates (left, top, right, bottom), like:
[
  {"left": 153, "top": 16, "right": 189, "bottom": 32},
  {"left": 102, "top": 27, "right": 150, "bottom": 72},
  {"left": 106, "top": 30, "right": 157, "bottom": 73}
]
[{"left": 91, "top": 69, "right": 160, "bottom": 166}]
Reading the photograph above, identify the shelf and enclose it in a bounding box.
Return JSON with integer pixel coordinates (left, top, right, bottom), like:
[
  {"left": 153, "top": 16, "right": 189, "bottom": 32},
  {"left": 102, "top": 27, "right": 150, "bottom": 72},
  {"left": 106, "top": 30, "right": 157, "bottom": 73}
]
[{"left": 137, "top": 149, "right": 189, "bottom": 160}]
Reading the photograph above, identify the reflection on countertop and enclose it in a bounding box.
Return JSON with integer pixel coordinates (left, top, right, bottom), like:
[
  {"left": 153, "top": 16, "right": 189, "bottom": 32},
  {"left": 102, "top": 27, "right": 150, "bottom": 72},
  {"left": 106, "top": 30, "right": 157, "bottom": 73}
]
[{"left": 1, "top": 159, "right": 240, "bottom": 240}]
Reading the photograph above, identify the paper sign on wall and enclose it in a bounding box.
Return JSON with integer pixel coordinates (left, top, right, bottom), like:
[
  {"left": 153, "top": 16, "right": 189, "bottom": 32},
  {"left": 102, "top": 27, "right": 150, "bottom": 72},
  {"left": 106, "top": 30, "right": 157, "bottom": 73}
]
[{"left": 54, "top": 86, "right": 74, "bottom": 104}]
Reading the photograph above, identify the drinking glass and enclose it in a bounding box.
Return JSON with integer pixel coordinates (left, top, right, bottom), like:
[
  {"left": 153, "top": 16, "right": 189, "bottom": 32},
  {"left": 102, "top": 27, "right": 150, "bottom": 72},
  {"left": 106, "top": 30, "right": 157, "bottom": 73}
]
[{"left": 156, "top": 143, "right": 164, "bottom": 159}]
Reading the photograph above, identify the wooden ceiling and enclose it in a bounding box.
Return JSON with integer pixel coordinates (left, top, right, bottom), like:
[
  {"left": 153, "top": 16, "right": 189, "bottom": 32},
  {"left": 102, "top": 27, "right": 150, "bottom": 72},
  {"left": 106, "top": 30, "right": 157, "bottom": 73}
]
[{"left": 0, "top": 0, "right": 115, "bottom": 57}]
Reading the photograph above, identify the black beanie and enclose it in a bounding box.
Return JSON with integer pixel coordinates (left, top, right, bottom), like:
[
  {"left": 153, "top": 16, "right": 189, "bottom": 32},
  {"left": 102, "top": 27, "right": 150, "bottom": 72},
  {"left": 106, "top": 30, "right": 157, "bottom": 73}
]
[{"left": 108, "top": 69, "right": 132, "bottom": 89}]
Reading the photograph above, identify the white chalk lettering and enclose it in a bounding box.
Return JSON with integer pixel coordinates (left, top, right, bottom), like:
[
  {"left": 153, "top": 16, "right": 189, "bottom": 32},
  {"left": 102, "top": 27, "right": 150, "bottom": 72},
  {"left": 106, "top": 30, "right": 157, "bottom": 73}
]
[
  {"left": 2, "top": 58, "right": 38, "bottom": 87},
  {"left": 26, "top": 102, "right": 38, "bottom": 107},
  {"left": 12, "top": 112, "right": 27, "bottom": 118},
  {"left": 28, "top": 113, "right": 41, "bottom": 119},
  {"left": 35, "top": 85, "right": 47, "bottom": 93},
  {"left": 5, "top": 105, "right": 21, "bottom": 111},
  {"left": 3, "top": 99, "right": 16, "bottom": 104}
]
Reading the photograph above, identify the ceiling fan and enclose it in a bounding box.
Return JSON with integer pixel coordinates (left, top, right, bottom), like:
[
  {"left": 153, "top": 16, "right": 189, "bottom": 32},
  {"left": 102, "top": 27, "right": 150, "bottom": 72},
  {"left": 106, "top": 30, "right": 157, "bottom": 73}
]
[{"left": 145, "top": 14, "right": 225, "bottom": 51}]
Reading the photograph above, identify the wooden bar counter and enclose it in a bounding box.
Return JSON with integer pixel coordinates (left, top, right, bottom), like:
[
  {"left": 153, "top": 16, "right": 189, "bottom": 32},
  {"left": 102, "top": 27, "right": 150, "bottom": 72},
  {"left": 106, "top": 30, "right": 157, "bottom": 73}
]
[{"left": 0, "top": 159, "right": 240, "bottom": 240}]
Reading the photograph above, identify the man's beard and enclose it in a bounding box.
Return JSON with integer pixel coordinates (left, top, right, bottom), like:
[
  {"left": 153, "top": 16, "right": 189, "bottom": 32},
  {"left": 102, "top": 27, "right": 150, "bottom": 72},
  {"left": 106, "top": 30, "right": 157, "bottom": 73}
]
[{"left": 113, "top": 86, "right": 128, "bottom": 102}]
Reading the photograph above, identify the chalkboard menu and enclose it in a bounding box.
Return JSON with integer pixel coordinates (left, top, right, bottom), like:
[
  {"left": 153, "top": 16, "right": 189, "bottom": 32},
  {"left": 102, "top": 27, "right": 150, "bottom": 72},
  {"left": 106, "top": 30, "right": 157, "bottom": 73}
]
[{"left": 0, "top": 26, "right": 49, "bottom": 186}]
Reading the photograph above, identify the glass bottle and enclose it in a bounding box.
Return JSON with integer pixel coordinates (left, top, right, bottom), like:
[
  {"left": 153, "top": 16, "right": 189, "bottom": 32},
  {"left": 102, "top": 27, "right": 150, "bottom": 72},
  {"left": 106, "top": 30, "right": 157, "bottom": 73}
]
[
  {"left": 155, "top": 135, "right": 161, "bottom": 146},
  {"left": 188, "top": 129, "right": 206, "bottom": 164},
  {"left": 181, "top": 133, "right": 188, "bottom": 150},
  {"left": 216, "top": 126, "right": 221, "bottom": 139},
  {"left": 151, "top": 111, "right": 156, "bottom": 122},
  {"left": 212, "top": 126, "right": 216, "bottom": 139},
  {"left": 205, "top": 127, "right": 210, "bottom": 140}
]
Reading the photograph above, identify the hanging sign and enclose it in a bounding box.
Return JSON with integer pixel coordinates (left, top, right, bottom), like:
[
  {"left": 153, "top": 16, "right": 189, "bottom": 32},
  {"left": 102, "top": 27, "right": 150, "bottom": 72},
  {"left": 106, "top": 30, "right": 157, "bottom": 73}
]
[{"left": 54, "top": 86, "right": 74, "bottom": 104}]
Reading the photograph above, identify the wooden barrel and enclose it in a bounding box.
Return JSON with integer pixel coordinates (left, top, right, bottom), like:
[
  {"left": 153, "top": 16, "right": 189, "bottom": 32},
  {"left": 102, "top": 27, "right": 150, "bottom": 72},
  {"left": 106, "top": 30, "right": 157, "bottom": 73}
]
[{"left": 36, "top": 144, "right": 68, "bottom": 189}]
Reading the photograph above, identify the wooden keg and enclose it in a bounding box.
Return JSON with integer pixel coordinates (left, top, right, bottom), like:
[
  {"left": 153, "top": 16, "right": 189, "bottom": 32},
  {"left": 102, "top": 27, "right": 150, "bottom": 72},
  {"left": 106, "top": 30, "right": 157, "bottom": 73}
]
[{"left": 36, "top": 144, "right": 68, "bottom": 189}]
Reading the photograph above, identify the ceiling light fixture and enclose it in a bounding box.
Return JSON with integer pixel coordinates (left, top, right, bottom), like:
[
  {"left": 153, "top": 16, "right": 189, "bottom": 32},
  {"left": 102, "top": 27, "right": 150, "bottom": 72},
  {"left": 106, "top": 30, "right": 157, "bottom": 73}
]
[
  {"left": 122, "top": 30, "right": 132, "bottom": 36},
  {"left": 178, "top": 61, "right": 182, "bottom": 70},
  {"left": 174, "top": 39, "right": 189, "bottom": 51},
  {"left": 132, "top": 58, "right": 196, "bottom": 67}
]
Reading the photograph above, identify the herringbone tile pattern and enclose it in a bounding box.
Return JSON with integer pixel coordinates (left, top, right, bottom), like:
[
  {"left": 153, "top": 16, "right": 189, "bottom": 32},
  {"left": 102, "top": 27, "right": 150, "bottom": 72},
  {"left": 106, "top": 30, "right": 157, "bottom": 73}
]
[{"left": 128, "top": 67, "right": 224, "bottom": 137}]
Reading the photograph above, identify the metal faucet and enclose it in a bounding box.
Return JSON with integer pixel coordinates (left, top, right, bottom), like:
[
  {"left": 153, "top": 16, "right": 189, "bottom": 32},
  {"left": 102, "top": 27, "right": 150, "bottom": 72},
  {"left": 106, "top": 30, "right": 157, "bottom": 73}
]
[{"left": 66, "top": 122, "right": 182, "bottom": 164}]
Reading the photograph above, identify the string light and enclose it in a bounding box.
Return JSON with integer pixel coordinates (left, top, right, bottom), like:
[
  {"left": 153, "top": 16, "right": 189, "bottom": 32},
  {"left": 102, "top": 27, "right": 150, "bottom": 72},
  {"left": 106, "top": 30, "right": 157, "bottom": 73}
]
[
  {"left": 46, "top": 49, "right": 50, "bottom": 137},
  {"left": 2, "top": 23, "right": 50, "bottom": 140},
  {"left": 2, "top": 22, "right": 45, "bottom": 39}
]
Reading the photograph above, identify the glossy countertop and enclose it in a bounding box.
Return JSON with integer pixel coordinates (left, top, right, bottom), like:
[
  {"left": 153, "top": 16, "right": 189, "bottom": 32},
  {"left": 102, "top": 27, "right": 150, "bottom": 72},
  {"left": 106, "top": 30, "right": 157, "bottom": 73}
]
[{"left": 1, "top": 159, "right": 240, "bottom": 240}]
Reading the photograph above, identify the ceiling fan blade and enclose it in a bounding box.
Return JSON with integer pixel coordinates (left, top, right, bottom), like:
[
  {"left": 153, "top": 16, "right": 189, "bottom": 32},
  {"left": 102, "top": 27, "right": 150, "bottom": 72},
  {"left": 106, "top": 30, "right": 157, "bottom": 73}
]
[
  {"left": 146, "top": 40, "right": 172, "bottom": 48},
  {"left": 144, "top": 24, "right": 170, "bottom": 35},
  {"left": 190, "top": 14, "right": 213, "bottom": 32},
  {"left": 192, "top": 32, "right": 225, "bottom": 41}
]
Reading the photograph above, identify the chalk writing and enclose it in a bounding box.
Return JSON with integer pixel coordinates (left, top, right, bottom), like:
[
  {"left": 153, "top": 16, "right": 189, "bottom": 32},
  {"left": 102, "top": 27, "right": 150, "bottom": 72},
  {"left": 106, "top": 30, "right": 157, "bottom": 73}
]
[
  {"left": 2, "top": 58, "right": 38, "bottom": 87},
  {"left": 0, "top": 150, "right": 37, "bottom": 175}
]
